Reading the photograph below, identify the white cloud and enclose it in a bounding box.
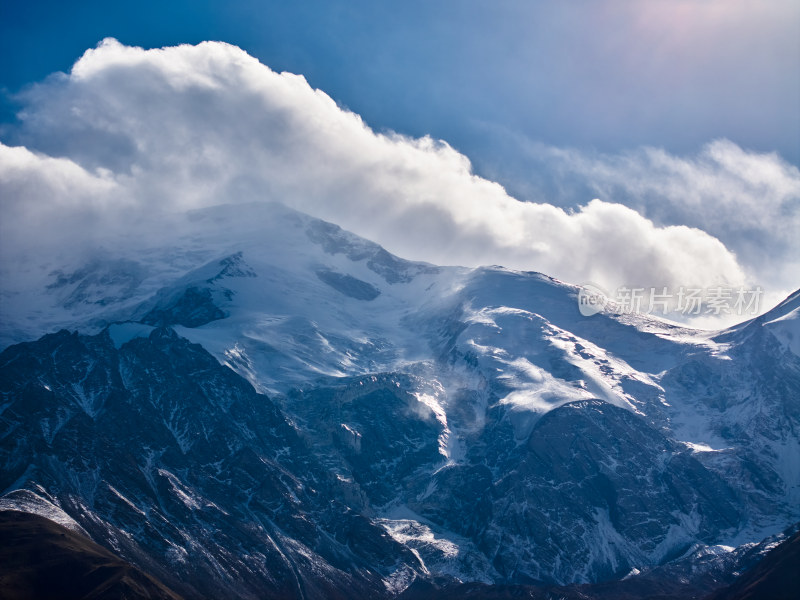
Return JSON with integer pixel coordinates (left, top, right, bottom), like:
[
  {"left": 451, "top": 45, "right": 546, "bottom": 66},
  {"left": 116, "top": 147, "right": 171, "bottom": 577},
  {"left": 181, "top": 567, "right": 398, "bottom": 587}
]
[
  {"left": 0, "top": 143, "right": 122, "bottom": 262},
  {"left": 514, "top": 139, "right": 800, "bottom": 298},
  {"left": 2, "top": 39, "right": 786, "bottom": 330}
]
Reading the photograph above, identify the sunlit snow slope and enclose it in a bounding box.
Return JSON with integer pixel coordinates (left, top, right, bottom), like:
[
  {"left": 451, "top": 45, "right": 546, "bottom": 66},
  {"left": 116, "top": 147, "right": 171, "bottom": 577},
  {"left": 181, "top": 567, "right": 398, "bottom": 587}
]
[{"left": 1, "top": 201, "right": 798, "bottom": 595}]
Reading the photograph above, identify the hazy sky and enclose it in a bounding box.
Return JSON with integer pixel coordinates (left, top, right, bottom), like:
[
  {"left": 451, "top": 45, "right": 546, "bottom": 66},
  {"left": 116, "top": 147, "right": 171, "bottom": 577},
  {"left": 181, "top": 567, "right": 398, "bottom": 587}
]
[{"left": 0, "top": 1, "right": 798, "bottom": 328}]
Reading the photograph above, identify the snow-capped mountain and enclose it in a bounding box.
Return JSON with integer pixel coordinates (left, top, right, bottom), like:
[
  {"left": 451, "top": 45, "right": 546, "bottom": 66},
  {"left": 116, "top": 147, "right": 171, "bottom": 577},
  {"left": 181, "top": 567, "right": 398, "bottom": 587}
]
[{"left": 1, "top": 201, "right": 798, "bottom": 598}]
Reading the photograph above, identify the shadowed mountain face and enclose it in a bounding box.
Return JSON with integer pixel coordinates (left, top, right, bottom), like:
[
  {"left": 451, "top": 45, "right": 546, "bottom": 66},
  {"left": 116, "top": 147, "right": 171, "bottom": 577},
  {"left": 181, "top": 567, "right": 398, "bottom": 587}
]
[
  {"left": 0, "top": 510, "right": 183, "bottom": 600},
  {"left": 0, "top": 203, "right": 798, "bottom": 597},
  {"left": 397, "top": 526, "right": 800, "bottom": 600},
  {"left": 0, "top": 328, "right": 415, "bottom": 599},
  {"left": 705, "top": 528, "right": 800, "bottom": 600}
]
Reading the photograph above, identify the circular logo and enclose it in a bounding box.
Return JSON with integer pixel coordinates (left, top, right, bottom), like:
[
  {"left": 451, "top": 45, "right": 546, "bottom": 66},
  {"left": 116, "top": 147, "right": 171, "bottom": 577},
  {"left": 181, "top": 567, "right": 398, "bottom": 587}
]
[{"left": 578, "top": 282, "right": 608, "bottom": 317}]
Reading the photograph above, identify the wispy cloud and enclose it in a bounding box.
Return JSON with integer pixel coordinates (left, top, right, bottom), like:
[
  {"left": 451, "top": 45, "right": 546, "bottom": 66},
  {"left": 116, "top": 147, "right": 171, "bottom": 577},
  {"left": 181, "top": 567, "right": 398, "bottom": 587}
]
[{"left": 504, "top": 138, "right": 800, "bottom": 298}]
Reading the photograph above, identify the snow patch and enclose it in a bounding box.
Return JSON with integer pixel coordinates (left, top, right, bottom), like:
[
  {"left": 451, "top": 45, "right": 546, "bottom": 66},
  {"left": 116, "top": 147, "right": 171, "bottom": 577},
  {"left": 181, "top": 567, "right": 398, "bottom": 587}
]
[
  {"left": 765, "top": 306, "right": 800, "bottom": 356},
  {"left": 681, "top": 441, "right": 727, "bottom": 453},
  {"left": 0, "top": 488, "right": 89, "bottom": 536}
]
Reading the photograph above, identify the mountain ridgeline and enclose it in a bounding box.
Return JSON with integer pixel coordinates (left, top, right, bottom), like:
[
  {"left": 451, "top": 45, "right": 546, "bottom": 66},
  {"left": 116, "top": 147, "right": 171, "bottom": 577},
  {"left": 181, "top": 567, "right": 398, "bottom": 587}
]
[{"left": 1, "top": 202, "right": 798, "bottom": 599}]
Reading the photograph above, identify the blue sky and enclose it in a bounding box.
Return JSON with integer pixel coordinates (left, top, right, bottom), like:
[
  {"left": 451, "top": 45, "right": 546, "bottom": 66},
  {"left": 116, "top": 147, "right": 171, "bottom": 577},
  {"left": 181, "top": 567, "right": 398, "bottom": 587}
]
[
  {"left": 2, "top": 1, "right": 798, "bottom": 180},
  {"left": 0, "top": 0, "right": 798, "bottom": 325}
]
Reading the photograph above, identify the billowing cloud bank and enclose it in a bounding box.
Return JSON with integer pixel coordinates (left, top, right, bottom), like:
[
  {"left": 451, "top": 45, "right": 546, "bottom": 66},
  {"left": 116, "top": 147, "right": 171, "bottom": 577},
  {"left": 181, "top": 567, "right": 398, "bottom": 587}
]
[
  {"left": 516, "top": 139, "right": 800, "bottom": 294},
  {"left": 1, "top": 39, "right": 796, "bottom": 325}
]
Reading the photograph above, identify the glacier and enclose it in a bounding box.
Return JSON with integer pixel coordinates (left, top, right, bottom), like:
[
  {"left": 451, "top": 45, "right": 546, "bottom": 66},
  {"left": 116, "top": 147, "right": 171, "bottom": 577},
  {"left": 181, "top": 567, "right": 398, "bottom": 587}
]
[{"left": 1, "top": 201, "right": 798, "bottom": 598}]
